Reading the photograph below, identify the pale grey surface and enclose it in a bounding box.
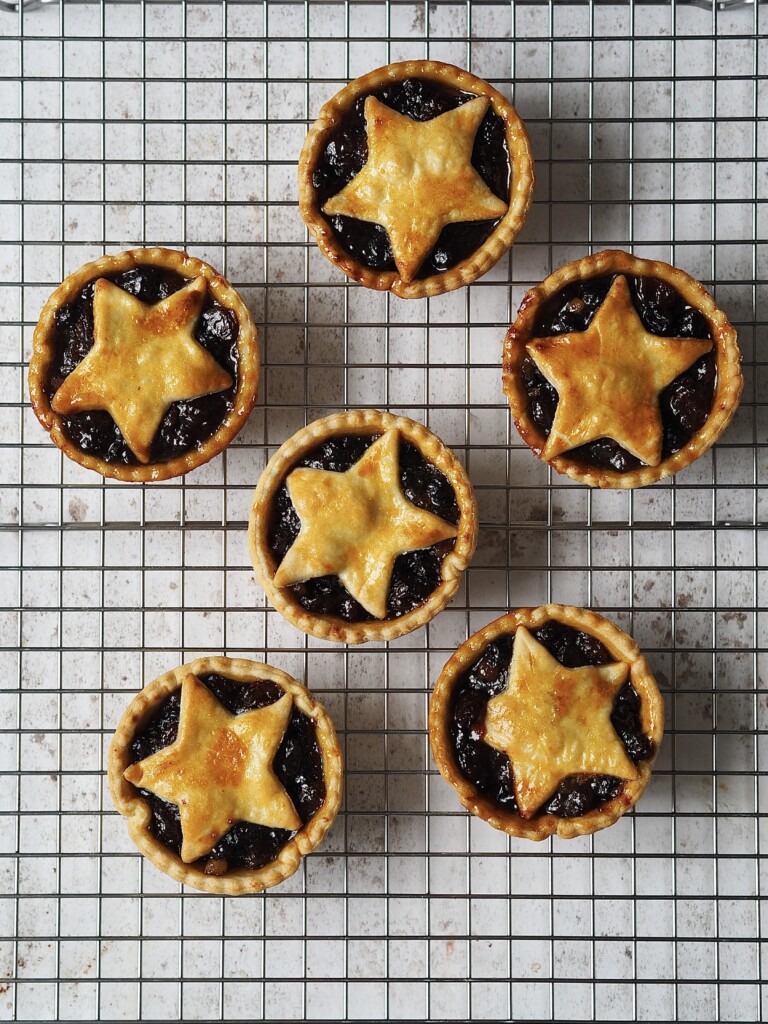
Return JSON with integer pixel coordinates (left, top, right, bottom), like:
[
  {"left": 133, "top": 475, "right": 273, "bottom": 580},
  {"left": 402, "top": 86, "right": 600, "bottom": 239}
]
[{"left": 0, "top": 1, "right": 765, "bottom": 1021}]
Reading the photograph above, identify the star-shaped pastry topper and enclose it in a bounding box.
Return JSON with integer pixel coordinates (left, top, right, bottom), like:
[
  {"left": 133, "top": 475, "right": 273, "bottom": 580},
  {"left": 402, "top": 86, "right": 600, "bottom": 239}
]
[
  {"left": 323, "top": 95, "right": 508, "bottom": 283},
  {"left": 527, "top": 275, "right": 713, "bottom": 466},
  {"left": 124, "top": 673, "right": 301, "bottom": 863},
  {"left": 273, "top": 428, "right": 458, "bottom": 619},
  {"left": 484, "top": 626, "right": 638, "bottom": 818},
  {"left": 52, "top": 277, "right": 233, "bottom": 464}
]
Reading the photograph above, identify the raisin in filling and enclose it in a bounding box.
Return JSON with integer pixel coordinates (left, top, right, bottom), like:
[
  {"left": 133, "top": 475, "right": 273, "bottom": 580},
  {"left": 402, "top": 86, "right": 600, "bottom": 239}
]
[
  {"left": 129, "top": 673, "right": 325, "bottom": 874},
  {"left": 449, "top": 620, "right": 654, "bottom": 819},
  {"left": 44, "top": 265, "right": 240, "bottom": 465},
  {"left": 312, "top": 77, "right": 510, "bottom": 277},
  {"left": 268, "top": 434, "right": 460, "bottom": 623},
  {"left": 522, "top": 274, "right": 716, "bottom": 473}
]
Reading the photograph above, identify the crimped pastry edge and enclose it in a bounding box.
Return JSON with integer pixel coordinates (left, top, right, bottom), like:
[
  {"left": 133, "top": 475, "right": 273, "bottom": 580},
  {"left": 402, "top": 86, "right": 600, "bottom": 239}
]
[
  {"left": 248, "top": 409, "right": 478, "bottom": 645},
  {"left": 298, "top": 60, "right": 535, "bottom": 299},
  {"left": 28, "top": 246, "right": 260, "bottom": 482},
  {"left": 428, "top": 604, "right": 665, "bottom": 841},
  {"left": 502, "top": 249, "right": 743, "bottom": 489},
  {"left": 108, "top": 657, "right": 343, "bottom": 895}
]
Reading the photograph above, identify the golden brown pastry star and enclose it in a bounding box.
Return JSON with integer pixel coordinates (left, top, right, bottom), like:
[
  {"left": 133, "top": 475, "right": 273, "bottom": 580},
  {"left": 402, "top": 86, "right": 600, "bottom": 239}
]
[
  {"left": 273, "top": 428, "right": 458, "bottom": 619},
  {"left": 124, "top": 673, "right": 300, "bottom": 863},
  {"left": 527, "top": 274, "right": 713, "bottom": 466},
  {"left": 484, "top": 626, "right": 638, "bottom": 818},
  {"left": 51, "top": 277, "right": 233, "bottom": 464},
  {"left": 323, "top": 95, "right": 508, "bottom": 283}
]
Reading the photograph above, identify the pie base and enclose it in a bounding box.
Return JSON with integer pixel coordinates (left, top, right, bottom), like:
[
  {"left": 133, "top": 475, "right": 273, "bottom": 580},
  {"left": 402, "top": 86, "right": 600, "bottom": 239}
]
[
  {"left": 299, "top": 60, "right": 535, "bottom": 299},
  {"left": 28, "top": 247, "right": 260, "bottom": 482},
  {"left": 428, "top": 604, "right": 665, "bottom": 841},
  {"left": 249, "top": 409, "right": 478, "bottom": 644},
  {"left": 502, "top": 249, "right": 742, "bottom": 488},
  {"left": 108, "top": 657, "right": 343, "bottom": 895}
]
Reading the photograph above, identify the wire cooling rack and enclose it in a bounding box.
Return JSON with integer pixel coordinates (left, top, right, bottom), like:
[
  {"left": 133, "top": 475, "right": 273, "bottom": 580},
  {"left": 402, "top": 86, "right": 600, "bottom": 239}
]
[{"left": 0, "top": 1, "right": 765, "bottom": 1021}]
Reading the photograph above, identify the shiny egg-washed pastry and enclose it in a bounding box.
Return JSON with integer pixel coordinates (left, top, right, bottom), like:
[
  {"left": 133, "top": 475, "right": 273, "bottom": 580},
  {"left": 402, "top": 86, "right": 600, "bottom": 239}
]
[
  {"left": 299, "top": 60, "right": 534, "bottom": 298},
  {"left": 429, "top": 605, "right": 664, "bottom": 840},
  {"left": 503, "top": 249, "right": 742, "bottom": 488},
  {"left": 109, "top": 658, "right": 342, "bottom": 895},
  {"left": 29, "top": 247, "right": 259, "bottom": 481},
  {"left": 249, "top": 409, "right": 478, "bottom": 644}
]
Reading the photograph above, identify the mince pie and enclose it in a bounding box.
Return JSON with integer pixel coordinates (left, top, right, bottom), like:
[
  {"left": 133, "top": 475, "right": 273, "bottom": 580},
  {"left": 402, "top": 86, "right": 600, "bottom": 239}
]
[
  {"left": 299, "top": 60, "right": 535, "bottom": 299},
  {"left": 503, "top": 249, "right": 742, "bottom": 488},
  {"left": 249, "top": 410, "right": 478, "bottom": 644},
  {"left": 109, "top": 657, "right": 342, "bottom": 895},
  {"left": 429, "top": 605, "right": 664, "bottom": 840},
  {"left": 29, "top": 247, "right": 259, "bottom": 481}
]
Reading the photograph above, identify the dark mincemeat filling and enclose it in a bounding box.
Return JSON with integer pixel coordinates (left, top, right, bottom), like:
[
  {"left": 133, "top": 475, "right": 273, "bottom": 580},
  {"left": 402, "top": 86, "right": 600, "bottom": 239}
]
[
  {"left": 268, "top": 433, "right": 460, "bottom": 623},
  {"left": 45, "top": 265, "right": 240, "bottom": 465},
  {"left": 312, "top": 77, "right": 510, "bottom": 277},
  {"left": 129, "top": 673, "right": 325, "bottom": 874},
  {"left": 450, "top": 620, "right": 654, "bottom": 819},
  {"left": 523, "top": 274, "right": 716, "bottom": 473}
]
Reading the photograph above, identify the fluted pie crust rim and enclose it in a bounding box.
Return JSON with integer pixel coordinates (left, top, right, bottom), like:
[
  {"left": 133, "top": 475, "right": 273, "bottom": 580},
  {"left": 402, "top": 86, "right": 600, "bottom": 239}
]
[
  {"left": 108, "top": 657, "right": 343, "bottom": 895},
  {"left": 248, "top": 409, "right": 478, "bottom": 645},
  {"left": 298, "top": 60, "right": 535, "bottom": 299},
  {"left": 428, "top": 604, "right": 665, "bottom": 841},
  {"left": 502, "top": 249, "right": 742, "bottom": 489},
  {"left": 28, "top": 247, "right": 260, "bottom": 482}
]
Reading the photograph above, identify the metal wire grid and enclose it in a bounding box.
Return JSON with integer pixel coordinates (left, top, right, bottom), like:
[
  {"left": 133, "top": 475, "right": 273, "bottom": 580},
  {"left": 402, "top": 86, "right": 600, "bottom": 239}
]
[{"left": 0, "top": 0, "right": 764, "bottom": 1020}]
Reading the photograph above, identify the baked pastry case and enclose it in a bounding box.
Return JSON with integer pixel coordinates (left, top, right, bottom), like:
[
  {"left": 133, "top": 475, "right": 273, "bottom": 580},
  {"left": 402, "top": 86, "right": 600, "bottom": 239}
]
[{"left": 2, "top": 2, "right": 763, "bottom": 1023}]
